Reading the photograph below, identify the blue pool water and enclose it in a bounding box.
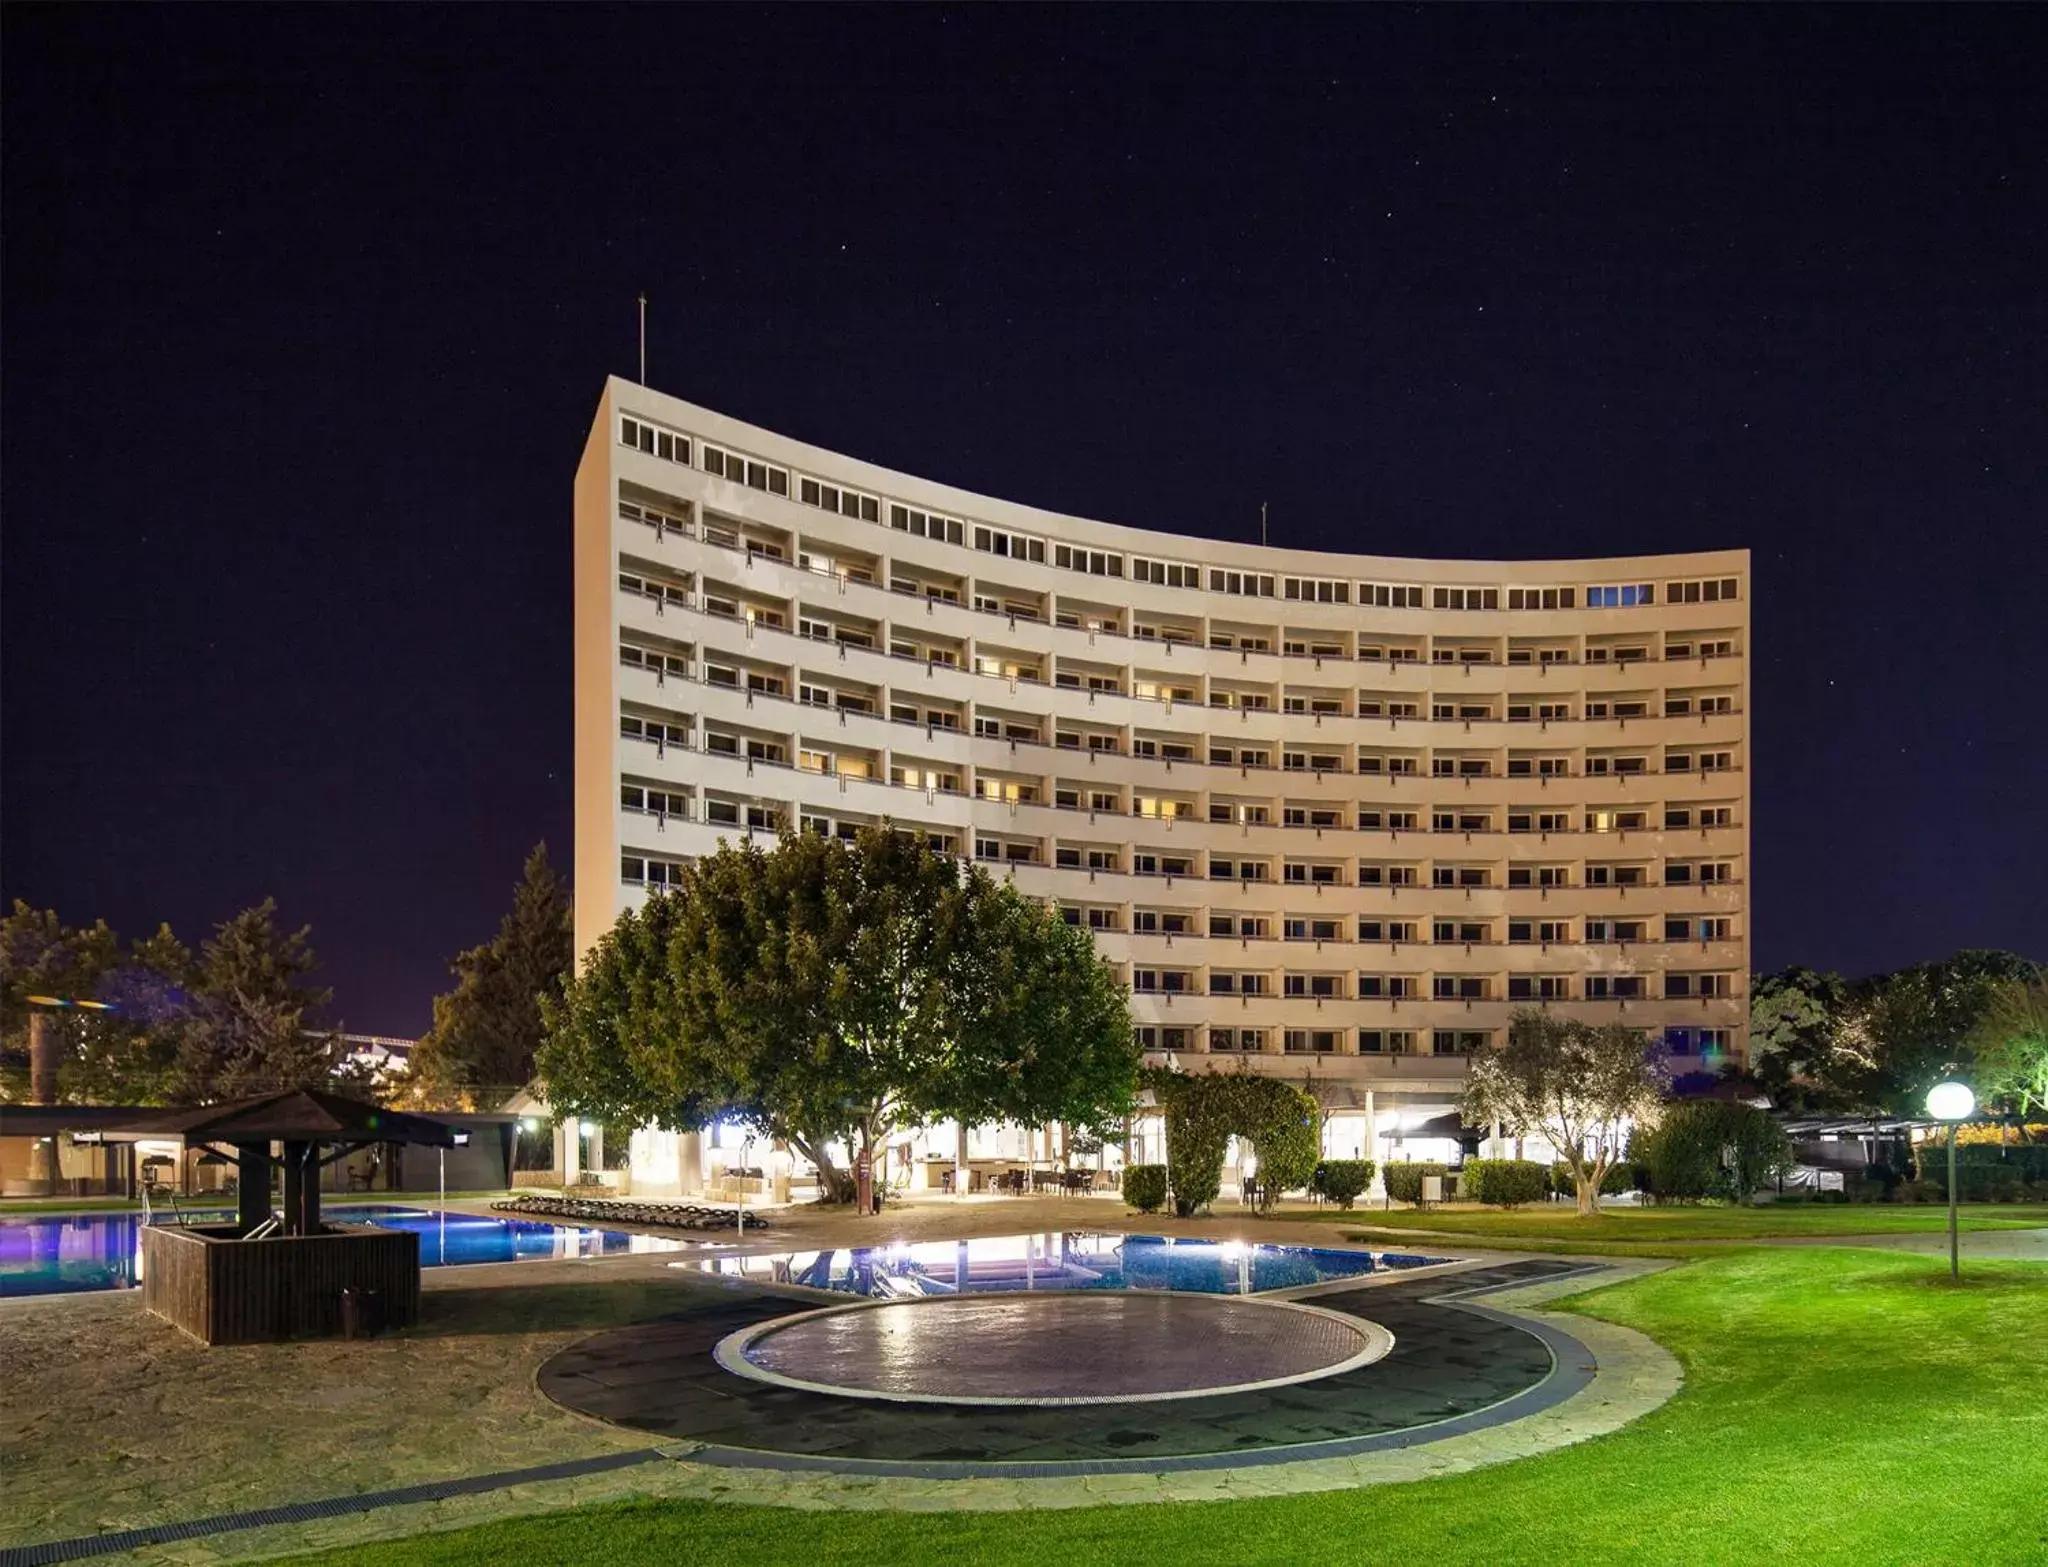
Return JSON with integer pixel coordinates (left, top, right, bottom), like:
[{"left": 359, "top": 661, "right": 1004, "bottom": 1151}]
[
  {"left": 684, "top": 1233, "right": 1450, "bottom": 1298},
  {"left": 0, "top": 1206, "right": 690, "bottom": 1298}
]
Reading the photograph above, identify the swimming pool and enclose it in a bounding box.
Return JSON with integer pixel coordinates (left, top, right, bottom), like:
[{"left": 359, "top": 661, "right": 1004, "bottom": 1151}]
[
  {"left": 680, "top": 1233, "right": 1451, "bottom": 1297},
  {"left": 0, "top": 1206, "right": 691, "bottom": 1298}
]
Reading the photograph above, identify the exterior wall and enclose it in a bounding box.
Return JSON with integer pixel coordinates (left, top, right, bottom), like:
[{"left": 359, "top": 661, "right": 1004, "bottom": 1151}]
[{"left": 573, "top": 376, "right": 1751, "bottom": 1102}]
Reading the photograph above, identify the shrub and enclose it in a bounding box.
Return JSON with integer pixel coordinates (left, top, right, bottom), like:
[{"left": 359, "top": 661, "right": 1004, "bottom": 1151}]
[
  {"left": 1123, "top": 1163, "right": 1168, "bottom": 1214},
  {"left": 1461, "top": 1158, "right": 1551, "bottom": 1208},
  {"left": 1312, "top": 1159, "right": 1376, "bottom": 1209},
  {"left": 1383, "top": 1162, "right": 1447, "bottom": 1205},
  {"left": 1637, "top": 1101, "right": 1794, "bottom": 1202}
]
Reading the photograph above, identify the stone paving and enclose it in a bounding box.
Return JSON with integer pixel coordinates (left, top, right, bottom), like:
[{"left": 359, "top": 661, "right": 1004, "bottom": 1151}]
[
  {"left": 0, "top": 1196, "right": 1682, "bottom": 1564},
  {"left": 536, "top": 1260, "right": 1577, "bottom": 1465}
]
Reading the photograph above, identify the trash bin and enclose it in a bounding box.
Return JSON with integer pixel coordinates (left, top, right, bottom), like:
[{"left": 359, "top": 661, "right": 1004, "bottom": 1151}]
[{"left": 339, "top": 1287, "right": 381, "bottom": 1339}]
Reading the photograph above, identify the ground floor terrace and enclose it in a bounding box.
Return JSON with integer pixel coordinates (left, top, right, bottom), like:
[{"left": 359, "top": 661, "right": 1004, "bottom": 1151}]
[
  {"left": 3, "top": 1190, "right": 2045, "bottom": 1565},
  {"left": 511, "top": 1086, "right": 1545, "bottom": 1204}
]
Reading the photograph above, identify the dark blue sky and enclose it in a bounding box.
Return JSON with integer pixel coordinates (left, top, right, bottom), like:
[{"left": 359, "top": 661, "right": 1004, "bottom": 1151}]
[{"left": 4, "top": 8, "right": 2043, "bottom": 1034}]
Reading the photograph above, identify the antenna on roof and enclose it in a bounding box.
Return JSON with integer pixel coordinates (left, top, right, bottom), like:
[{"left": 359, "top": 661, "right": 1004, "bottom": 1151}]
[
  {"left": 1260, "top": 501, "right": 1268, "bottom": 549},
  {"left": 637, "top": 293, "right": 648, "bottom": 385}
]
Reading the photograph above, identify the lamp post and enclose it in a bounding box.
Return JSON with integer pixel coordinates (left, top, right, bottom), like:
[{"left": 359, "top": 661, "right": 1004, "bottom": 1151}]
[{"left": 1925, "top": 1081, "right": 1975, "bottom": 1282}]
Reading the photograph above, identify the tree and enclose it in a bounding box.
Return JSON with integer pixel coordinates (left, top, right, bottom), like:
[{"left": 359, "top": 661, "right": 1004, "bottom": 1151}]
[
  {"left": 538, "top": 825, "right": 1140, "bottom": 1208},
  {"left": 1850, "top": 950, "right": 2038, "bottom": 1115},
  {"left": 1463, "top": 1011, "right": 1664, "bottom": 1216},
  {"left": 177, "top": 900, "right": 345, "bottom": 1098},
  {"left": 0, "top": 902, "right": 190, "bottom": 1105},
  {"left": 1969, "top": 969, "right": 2048, "bottom": 1119},
  {"left": 1747, "top": 967, "right": 1856, "bottom": 1111},
  {"left": 408, "top": 843, "right": 573, "bottom": 1107}
]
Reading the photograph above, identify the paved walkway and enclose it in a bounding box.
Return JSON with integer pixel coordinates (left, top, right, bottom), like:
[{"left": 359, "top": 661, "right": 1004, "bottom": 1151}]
[{"left": 0, "top": 1199, "right": 1680, "bottom": 1565}]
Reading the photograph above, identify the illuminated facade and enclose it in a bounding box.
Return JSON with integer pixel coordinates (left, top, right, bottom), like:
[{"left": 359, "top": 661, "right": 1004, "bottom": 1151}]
[{"left": 574, "top": 378, "right": 1749, "bottom": 1177}]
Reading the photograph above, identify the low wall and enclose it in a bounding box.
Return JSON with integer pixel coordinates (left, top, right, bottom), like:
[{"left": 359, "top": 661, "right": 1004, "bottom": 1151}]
[{"left": 141, "top": 1222, "right": 421, "bottom": 1346}]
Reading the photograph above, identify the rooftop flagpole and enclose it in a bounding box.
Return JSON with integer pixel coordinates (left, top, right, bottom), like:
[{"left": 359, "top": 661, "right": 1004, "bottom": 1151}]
[{"left": 638, "top": 293, "right": 647, "bottom": 384}]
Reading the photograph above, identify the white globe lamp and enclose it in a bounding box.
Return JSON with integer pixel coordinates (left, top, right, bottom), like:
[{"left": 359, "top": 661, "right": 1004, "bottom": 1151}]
[{"left": 1926, "top": 1080, "right": 1975, "bottom": 1280}]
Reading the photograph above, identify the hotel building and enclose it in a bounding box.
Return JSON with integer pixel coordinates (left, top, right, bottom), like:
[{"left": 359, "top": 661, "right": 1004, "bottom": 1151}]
[{"left": 573, "top": 378, "right": 1749, "bottom": 1187}]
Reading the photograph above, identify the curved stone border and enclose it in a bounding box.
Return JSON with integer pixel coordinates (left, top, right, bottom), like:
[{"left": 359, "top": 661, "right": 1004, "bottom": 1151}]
[
  {"left": 711, "top": 1292, "right": 1395, "bottom": 1408},
  {"left": 642, "top": 1265, "right": 1683, "bottom": 1507}
]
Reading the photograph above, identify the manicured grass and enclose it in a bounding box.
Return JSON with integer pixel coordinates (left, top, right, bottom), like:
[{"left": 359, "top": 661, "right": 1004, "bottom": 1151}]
[
  {"left": 1330, "top": 1201, "right": 2048, "bottom": 1246},
  {"left": 292, "top": 1246, "right": 2048, "bottom": 1566}
]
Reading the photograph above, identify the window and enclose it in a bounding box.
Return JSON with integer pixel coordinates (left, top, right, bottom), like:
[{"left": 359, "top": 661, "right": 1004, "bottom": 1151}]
[
  {"left": 1432, "top": 1030, "right": 1488, "bottom": 1055},
  {"left": 889, "top": 504, "right": 967, "bottom": 546},
  {"left": 1508, "top": 919, "right": 1570, "bottom": 943},
  {"left": 1131, "top": 557, "right": 1201, "bottom": 589},
  {"left": 1584, "top": 583, "right": 1654, "bottom": 608},
  {"left": 1054, "top": 543, "right": 1124, "bottom": 577},
  {"left": 1665, "top": 577, "right": 1740, "bottom": 604},
  {"left": 700, "top": 444, "right": 789, "bottom": 497},
  {"left": 1433, "top": 975, "right": 1488, "bottom": 1000},
  {"left": 1358, "top": 1029, "right": 1416, "bottom": 1055},
  {"left": 1282, "top": 576, "right": 1351, "bottom": 604},
  {"left": 971, "top": 523, "right": 1047, "bottom": 562},
  {"left": 1508, "top": 975, "right": 1571, "bottom": 1000},
  {"left": 1584, "top": 975, "right": 1645, "bottom": 1000},
  {"left": 1506, "top": 586, "right": 1576, "bottom": 611},
  {"left": 618, "top": 415, "right": 692, "bottom": 467},
  {"left": 1208, "top": 568, "right": 1276, "bottom": 598},
  {"left": 796, "top": 476, "right": 880, "bottom": 523},
  {"left": 1432, "top": 586, "right": 1500, "bottom": 611},
  {"left": 1357, "top": 919, "right": 1417, "bottom": 943},
  {"left": 1359, "top": 581, "right": 1425, "bottom": 609}
]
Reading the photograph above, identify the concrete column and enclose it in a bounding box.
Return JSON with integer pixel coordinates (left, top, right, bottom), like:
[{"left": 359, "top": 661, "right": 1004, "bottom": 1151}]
[
  {"left": 560, "top": 1120, "right": 581, "bottom": 1186},
  {"left": 678, "top": 1131, "right": 703, "bottom": 1196},
  {"left": 1364, "top": 1091, "right": 1381, "bottom": 1196},
  {"left": 954, "top": 1119, "right": 969, "bottom": 1197},
  {"left": 587, "top": 1123, "right": 605, "bottom": 1178}
]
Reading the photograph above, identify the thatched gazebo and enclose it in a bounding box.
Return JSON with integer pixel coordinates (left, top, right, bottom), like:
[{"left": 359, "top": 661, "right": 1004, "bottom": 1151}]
[{"left": 103, "top": 1089, "right": 456, "bottom": 1344}]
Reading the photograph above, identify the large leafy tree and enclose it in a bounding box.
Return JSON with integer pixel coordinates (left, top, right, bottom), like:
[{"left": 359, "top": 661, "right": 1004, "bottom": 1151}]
[
  {"left": 539, "top": 825, "right": 1140, "bottom": 1206},
  {"left": 1967, "top": 968, "right": 2048, "bottom": 1119},
  {"left": 1464, "top": 1010, "right": 1664, "bottom": 1216},
  {"left": 1848, "top": 950, "right": 2039, "bottom": 1115},
  {"left": 408, "top": 844, "right": 573, "bottom": 1107},
  {"left": 1747, "top": 966, "right": 1856, "bottom": 1111}
]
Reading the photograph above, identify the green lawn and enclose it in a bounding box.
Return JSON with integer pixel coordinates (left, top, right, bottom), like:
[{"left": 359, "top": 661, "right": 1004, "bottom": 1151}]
[
  {"left": 292, "top": 1246, "right": 2048, "bottom": 1566},
  {"left": 1332, "top": 1200, "right": 2048, "bottom": 1246}
]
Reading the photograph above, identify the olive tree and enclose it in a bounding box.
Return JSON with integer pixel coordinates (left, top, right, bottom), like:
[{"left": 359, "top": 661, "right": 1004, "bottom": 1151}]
[
  {"left": 539, "top": 825, "right": 1139, "bottom": 1207},
  {"left": 1463, "top": 1011, "right": 1664, "bottom": 1217}
]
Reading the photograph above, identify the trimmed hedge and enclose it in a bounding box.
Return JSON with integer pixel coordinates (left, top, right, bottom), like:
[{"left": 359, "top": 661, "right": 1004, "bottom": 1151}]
[
  {"left": 1124, "top": 1164, "right": 1168, "bottom": 1214},
  {"left": 1383, "top": 1162, "right": 1447, "bottom": 1205},
  {"left": 1312, "top": 1160, "right": 1376, "bottom": 1209},
  {"left": 1461, "top": 1158, "right": 1551, "bottom": 1208},
  {"left": 1551, "top": 1160, "right": 1635, "bottom": 1198}
]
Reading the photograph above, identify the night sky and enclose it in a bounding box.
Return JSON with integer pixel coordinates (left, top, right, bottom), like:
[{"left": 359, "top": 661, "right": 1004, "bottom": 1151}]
[{"left": 5, "top": 8, "right": 2043, "bottom": 1035}]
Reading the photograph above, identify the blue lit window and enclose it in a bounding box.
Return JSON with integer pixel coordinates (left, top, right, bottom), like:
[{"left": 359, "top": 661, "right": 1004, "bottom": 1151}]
[
  {"left": 1664, "top": 1027, "right": 1695, "bottom": 1056},
  {"left": 1585, "top": 584, "right": 1655, "bottom": 608}
]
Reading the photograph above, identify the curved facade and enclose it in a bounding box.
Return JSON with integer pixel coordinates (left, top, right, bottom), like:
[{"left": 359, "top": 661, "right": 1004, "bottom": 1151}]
[{"left": 574, "top": 377, "right": 1749, "bottom": 1149}]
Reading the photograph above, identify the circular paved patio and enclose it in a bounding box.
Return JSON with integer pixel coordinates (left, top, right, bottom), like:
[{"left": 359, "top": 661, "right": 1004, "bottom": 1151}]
[
  {"left": 716, "top": 1292, "right": 1392, "bottom": 1405},
  {"left": 539, "top": 1258, "right": 1646, "bottom": 1478}
]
